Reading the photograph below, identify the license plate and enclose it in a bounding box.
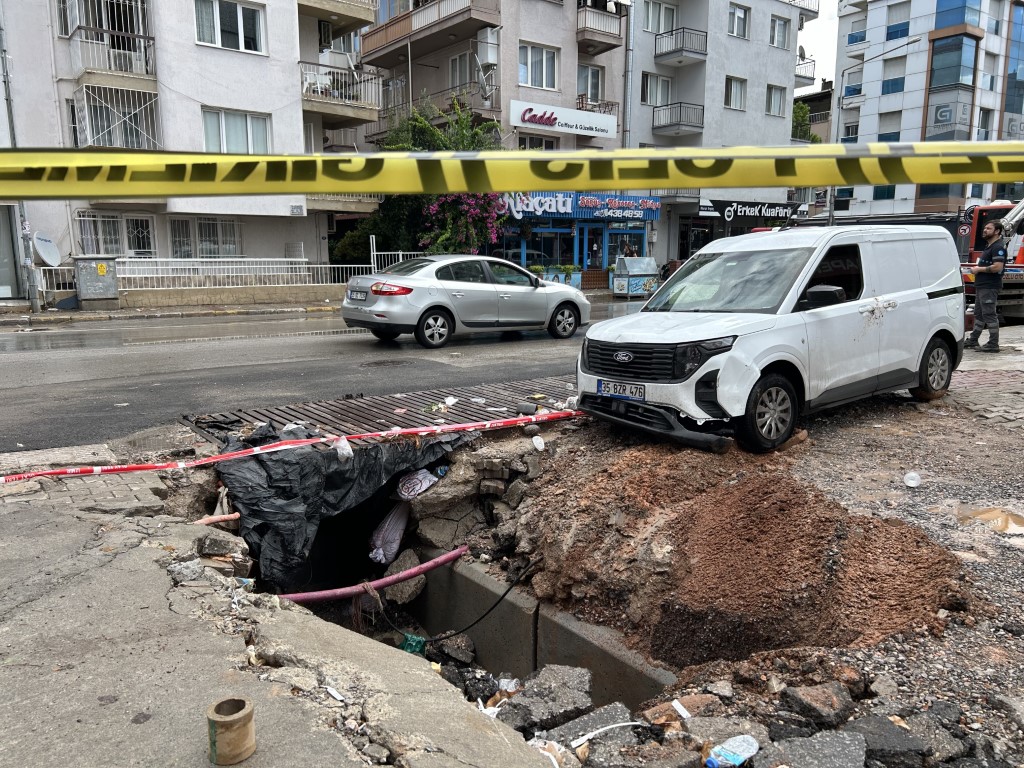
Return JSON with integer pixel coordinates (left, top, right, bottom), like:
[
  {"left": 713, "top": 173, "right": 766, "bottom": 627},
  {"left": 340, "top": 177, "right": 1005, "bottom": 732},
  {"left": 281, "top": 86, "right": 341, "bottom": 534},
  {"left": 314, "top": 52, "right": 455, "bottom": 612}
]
[
  {"left": 597, "top": 380, "right": 645, "bottom": 401},
  {"left": 349, "top": 290, "right": 367, "bottom": 301}
]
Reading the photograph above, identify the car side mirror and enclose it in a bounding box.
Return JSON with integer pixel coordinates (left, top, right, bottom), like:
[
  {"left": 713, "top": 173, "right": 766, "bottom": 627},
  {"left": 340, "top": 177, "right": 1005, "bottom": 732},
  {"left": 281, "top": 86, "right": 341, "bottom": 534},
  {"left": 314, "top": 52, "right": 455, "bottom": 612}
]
[
  {"left": 805, "top": 284, "right": 847, "bottom": 308},
  {"left": 532, "top": 276, "right": 541, "bottom": 288}
]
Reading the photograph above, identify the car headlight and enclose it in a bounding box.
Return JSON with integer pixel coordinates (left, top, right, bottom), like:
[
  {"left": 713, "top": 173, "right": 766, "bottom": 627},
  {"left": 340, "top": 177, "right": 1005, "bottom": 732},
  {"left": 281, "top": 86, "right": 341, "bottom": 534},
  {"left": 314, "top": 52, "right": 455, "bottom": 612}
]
[{"left": 672, "top": 336, "right": 735, "bottom": 380}]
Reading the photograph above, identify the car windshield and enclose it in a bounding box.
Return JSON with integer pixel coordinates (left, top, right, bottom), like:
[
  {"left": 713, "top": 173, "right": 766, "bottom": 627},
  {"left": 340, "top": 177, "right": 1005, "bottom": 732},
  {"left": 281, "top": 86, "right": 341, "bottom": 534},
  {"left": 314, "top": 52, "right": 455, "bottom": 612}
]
[
  {"left": 382, "top": 258, "right": 436, "bottom": 276},
  {"left": 643, "top": 246, "right": 816, "bottom": 314}
]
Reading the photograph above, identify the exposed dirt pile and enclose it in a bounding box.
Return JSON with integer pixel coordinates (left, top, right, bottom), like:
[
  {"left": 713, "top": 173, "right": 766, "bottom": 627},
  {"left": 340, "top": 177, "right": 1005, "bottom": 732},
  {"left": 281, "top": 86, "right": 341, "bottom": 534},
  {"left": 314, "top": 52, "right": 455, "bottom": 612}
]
[{"left": 513, "top": 423, "right": 969, "bottom": 670}]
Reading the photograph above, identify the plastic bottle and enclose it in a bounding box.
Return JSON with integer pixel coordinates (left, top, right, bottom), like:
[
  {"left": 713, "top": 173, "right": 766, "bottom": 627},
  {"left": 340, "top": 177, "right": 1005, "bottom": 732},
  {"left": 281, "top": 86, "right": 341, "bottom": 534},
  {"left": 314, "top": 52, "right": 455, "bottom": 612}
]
[{"left": 705, "top": 735, "right": 759, "bottom": 768}]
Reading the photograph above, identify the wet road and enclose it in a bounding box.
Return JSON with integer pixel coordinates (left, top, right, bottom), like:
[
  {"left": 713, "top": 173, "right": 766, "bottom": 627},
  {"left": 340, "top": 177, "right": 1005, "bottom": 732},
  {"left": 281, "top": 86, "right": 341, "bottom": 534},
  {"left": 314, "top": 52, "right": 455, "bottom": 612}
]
[{"left": 0, "top": 300, "right": 644, "bottom": 452}]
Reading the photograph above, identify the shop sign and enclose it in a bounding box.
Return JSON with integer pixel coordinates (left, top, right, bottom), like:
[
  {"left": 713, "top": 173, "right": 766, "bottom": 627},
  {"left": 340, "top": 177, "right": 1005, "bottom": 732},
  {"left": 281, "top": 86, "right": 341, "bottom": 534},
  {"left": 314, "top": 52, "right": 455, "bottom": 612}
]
[
  {"left": 721, "top": 201, "right": 797, "bottom": 222},
  {"left": 510, "top": 99, "right": 617, "bottom": 138},
  {"left": 499, "top": 192, "right": 663, "bottom": 221}
]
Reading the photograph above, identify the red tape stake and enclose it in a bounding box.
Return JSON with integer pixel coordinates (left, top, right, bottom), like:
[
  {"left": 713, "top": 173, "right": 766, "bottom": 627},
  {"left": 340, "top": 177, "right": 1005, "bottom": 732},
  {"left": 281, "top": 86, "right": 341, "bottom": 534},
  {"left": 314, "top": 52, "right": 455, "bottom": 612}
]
[{"left": 0, "top": 410, "right": 585, "bottom": 485}]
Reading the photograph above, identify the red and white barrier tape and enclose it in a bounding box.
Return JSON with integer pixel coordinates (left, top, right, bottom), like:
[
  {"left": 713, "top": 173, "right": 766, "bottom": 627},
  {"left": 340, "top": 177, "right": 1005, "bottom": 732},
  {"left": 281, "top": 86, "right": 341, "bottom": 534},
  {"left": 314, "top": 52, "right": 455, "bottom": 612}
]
[{"left": 0, "top": 409, "right": 584, "bottom": 485}]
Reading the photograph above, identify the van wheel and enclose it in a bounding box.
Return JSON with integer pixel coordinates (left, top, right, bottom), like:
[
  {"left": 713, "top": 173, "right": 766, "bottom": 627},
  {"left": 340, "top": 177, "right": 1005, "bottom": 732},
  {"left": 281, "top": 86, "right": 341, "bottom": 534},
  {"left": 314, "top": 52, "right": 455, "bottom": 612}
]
[
  {"left": 736, "top": 373, "right": 798, "bottom": 453},
  {"left": 910, "top": 337, "right": 952, "bottom": 401},
  {"left": 548, "top": 303, "right": 580, "bottom": 339},
  {"left": 415, "top": 308, "right": 454, "bottom": 349}
]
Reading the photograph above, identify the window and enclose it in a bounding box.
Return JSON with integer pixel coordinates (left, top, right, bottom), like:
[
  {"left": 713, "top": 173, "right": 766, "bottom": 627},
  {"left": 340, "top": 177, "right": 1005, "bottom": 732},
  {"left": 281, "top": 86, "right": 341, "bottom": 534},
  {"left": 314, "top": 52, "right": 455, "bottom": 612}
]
[
  {"left": 931, "top": 35, "right": 977, "bottom": 88},
  {"left": 844, "top": 69, "right": 863, "bottom": 98},
  {"left": 988, "top": 0, "right": 1003, "bottom": 33},
  {"left": 873, "top": 185, "right": 896, "bottom": 200},
  {"left": 881, "top": 56, "right": 906, "bottom": 94},
  {"left": 578, "top": 65, "right": 603, "bottom": 103},
  {"left": 841, "top": 123, "right": 859, "bottom": 143},
  {"left": 202, "top": 108, "right": 270, "bottom": 153},
  {"left": 969, "top": 183, "right": 984, "bottom": 198},
  {"left": 641, "top": 73, "right": 671, "bottom": 106},
  {"left": 836, "top": 187, "right": 854, "bottom": 199},
  {"left": 195, "top": 0, "right": 264, "bottom": 53},
  {"left": 769, "top": 16, "right": 789, "bottom": 49},
  {"left": 981, "top": 52, "right": 997, "bottom": 90},
  {"left": 847, "top": 17, "right": 866, "bottom": 45},
  {"left": 728, "top": 3, "right": 749, "bottom": 38},
  {"left": 519, "top": 134, "right": 558, "bottom": 150},
  {"left": 488, "top": 261, "right": 533, "bottom": 286},
  {"left": 765, "top": 84, "right": 786, "bottom": 116},
  {"left": 920, "top": 183, "right": 962, "bottom": 198},
  {"left": 936, "top": 0, "right": 981, "bottom": 29},
  {"left": 60, "top": 0, "right": 150, "bottom": 38},
  {"left": 978, "top": 108, "right": 993, "bottom": 140},
  {"left": 878, "top": 111, "right": 901, "bottom": 142},
  {"left": 804, "top": 245, "right": 863, "bottom": 302},
  {"left": 331, "top": 30, "right": 360, "bottom": 54},
  {"left": 170, "top": 217, "right": 240, "bottom": 257},
  {"left": 518, "top": 43, "right": 557, "bottom": 89},
  {"left": 886, "top": 2, "right": 910, "bottom": 40},
  {"left": 725, "top": 76, "right": 746, "bottom": 110},
  {"left": 450, "top": 52, "right": 470, "bottom": 87},
  {"left": 643, "top": 1, "right": 676, "bottom": 33},
  {"left": 436, "top": 261, "right": 486, "bottom": 283},
  {"left": 76, "top": 211, "right": 125, "bottom": 255}
]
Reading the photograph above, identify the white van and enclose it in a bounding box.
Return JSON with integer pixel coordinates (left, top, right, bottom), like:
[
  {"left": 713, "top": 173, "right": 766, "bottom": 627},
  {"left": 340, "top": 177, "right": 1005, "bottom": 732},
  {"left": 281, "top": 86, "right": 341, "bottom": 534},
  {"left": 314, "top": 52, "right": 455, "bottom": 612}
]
[{"left": 577, "top": 226, "right": 965, "bottom": 452}]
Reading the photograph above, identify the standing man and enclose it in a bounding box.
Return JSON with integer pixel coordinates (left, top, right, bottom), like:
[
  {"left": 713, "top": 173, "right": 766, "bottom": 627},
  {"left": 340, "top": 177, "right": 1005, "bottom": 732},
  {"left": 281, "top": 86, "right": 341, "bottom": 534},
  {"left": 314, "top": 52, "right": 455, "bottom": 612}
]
[{"left": 965, "top": 220, "right": 1007, "bottom": 353}]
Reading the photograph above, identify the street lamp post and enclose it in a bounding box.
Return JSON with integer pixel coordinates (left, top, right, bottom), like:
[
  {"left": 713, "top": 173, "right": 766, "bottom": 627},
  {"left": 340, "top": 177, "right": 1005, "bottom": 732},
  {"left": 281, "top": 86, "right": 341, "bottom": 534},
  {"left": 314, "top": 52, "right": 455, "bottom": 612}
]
[{"left": 826, "top": 35, "right": 922, "bottom": 226}]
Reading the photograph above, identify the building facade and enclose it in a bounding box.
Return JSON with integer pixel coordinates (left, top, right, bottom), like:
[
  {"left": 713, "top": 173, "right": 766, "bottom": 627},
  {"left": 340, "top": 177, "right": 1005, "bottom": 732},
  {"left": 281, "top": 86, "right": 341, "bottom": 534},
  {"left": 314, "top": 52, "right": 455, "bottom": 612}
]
[
  {"left": 358, "top": 0, "right": 819, "bottom": 272},
  {"left": 0, "top": 0, "right": 383, "bottom": 300},
  {"left": 834, "top": 0, "right": 1013, "bottom": 216}
]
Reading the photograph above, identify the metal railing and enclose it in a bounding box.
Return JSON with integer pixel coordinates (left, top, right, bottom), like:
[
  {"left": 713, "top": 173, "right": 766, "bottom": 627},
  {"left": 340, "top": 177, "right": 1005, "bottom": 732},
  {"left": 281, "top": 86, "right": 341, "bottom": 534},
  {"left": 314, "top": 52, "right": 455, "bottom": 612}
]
[
  {"left": 654, "top": 26, "right": 707, "bottom": 57},
  {"left": 363, "top": 0, "right": 498, "bottom": 53},
  {"left": 365, "top": 85, "right": 501, "bottom": 139},
  {"left": 300, "top": 62, "right": 383, "bottom": 109},
  {"left": 71, "top": 84, "right": 161, "bottom": 149},
  {"left": 369, "top": 235, "right": 423, "bottom": 272},
  {"left": 795, "top": 58, "right": 815, "bottom": 80},
  {"left": 781, "top": 0, "right": 818, "bottom": 13},
  {"left": 39, "top": 259, "right": 377, "bottom": 292},
  {"left": 649, "top": 187, "right": 700, "bottom": 197},
  {"left": 576, "top": 94, "right": 618, "bottom": 115},
  {"left": 308, "top": 193, "right": 385, "bottom": 203},
  {"left": 577, "top": 6, "right": 622, "bottom": 36},
  {"left": 653, "top": 102, "right": 704, "bottom": 130},
  {"left": 69, "top": 26, "right": 156, "bottom": 77},
  {"left": 808, "top": 110, "right": 830, "bottom": 124}
]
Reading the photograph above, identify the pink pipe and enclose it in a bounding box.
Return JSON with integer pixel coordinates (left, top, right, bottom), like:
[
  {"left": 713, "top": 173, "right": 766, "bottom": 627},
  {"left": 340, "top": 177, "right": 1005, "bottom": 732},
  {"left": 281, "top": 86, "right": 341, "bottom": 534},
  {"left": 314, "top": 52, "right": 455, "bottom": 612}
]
[
  {"left": 192, "top": 512, "right": 241, "bottom": 526},
  {"left": 280, "top": 545, "right": 469, "bottom": 604}
]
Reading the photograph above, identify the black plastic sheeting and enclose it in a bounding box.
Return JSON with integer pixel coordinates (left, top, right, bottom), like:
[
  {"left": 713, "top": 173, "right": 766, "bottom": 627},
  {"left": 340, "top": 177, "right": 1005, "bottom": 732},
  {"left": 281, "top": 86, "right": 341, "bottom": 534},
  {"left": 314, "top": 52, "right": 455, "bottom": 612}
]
[{"left": 216, "top": 424, "right": 478, "bottom": 593}]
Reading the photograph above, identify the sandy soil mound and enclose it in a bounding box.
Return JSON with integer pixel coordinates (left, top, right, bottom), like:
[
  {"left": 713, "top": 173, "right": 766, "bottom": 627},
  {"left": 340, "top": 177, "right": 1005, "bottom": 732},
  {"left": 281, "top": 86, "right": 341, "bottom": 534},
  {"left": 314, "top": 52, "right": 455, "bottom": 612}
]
[{"left": 513, "top": 425, "right": 968, "bottom": 670}]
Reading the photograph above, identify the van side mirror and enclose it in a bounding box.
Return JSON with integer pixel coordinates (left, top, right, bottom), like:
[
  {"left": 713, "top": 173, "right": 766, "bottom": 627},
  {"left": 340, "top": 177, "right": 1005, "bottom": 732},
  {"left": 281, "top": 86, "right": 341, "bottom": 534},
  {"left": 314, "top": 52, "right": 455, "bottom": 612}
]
[{"left": 805, "top": 284, "right": 847, "bottom": 308}]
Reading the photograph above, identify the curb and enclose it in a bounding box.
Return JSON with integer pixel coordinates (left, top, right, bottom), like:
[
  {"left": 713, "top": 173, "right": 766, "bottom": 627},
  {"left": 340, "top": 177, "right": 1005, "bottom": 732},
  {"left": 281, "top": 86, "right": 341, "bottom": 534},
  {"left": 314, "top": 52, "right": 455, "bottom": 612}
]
[{"left": 0, "top": 305, "right": 344, "bottom": 327}]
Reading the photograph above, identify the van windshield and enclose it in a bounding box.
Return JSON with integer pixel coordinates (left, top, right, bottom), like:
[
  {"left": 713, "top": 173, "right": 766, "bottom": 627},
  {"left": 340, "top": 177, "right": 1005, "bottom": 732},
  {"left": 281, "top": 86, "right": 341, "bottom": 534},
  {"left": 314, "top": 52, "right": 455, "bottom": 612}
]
[{"left": 643, "top": 247, "right": 816, "bottom": 314}]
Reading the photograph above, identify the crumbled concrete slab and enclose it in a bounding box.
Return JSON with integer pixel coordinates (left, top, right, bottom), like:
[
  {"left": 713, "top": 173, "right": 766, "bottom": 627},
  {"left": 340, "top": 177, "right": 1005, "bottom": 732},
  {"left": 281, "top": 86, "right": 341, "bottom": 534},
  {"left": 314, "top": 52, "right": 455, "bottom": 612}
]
[
  {"left": 383, "top": 549, "right": 425, "bottom": 604},
  {"left": 906, "top": 712, "right": 968, "bottom": 762},
  {"left": 841, "top": 715, "right": 929, "bottom": 767},
  {"left": 497, "top": 665, "right": 594, "bottom": 734},
  {"left": 751, "top": 730, "right": 867, "bottom": 768},
  {"left": 781, "top": 682, "right": 855, "bottom": 727},
  {"left": 683, "top": 717, "right": 770, "bottom": 749}
]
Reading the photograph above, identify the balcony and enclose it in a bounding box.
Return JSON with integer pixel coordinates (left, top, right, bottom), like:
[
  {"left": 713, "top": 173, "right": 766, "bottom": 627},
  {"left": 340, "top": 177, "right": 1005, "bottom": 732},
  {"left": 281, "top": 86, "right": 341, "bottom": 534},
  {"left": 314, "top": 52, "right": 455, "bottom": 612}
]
[
  {"left": 650, "top": 187, "right": 700, "bottom": 202},
  {"left": 361, "top": 0, "right": 500, "bottom": 70},
  {"left": 778, "top": 0, "right": 818, "bottom": 20},
  {"left": 652, "top": 102, "right": 704, "bottom": 136},
  {"left": 576, "top": 94, "right": 619, "bottom": 116},
  {"left": 577, "top": 5, "right": 623, "bottom": 56},
  {"left": 69, "top": 27, "right": 156, "bottom": 89},
  {"left": 306, "top": 192, "right": 384, "bottom": 213},
  {"left": 654, "top": 26, "right": 707, "bottom": 67},
  {"left": 300, "top": 62, "right": 382, "bottom": 128},
  {"left": 364, "top": 84, "right": 501, "bottom": 141},
  {"left": 296, "top": 0, "right": 376, "bottom": 34},
  {"left": 795, "top": 58, "right": 815, "bottom": 87}
]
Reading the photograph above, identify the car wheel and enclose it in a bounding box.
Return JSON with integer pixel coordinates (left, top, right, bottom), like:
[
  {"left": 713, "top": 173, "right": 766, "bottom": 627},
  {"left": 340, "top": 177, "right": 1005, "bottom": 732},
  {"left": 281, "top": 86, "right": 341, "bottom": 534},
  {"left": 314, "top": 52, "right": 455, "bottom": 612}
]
[
  {"left": 909, "top": 337, "right": 952, "bottom": 401},
  {"left": 370, "top": 330, "right": 400, "bottom": 342},
  {"left": 548, "top": 303, "right": 580, "bottom": 339},
  {"left": 415, "top": 308, "right": 454, "bottom": 349},
  {"left": 735, "top": 373, "right": 798, "bottom": 453}
]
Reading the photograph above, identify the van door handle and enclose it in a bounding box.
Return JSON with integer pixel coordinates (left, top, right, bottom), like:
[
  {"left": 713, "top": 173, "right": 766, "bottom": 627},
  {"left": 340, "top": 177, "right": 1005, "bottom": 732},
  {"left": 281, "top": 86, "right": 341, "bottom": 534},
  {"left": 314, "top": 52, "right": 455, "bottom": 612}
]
[
  {"left": 882, "top": 299, "right": 898, "bottom": 309},
  {"left": 858, "top": 304, "right": 875, "bottom": 315}
]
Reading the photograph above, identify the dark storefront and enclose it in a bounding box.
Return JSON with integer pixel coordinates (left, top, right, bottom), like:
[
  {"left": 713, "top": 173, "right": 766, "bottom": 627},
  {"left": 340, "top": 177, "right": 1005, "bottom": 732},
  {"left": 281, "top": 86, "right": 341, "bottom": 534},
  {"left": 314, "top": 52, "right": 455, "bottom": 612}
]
[
  {"left": 494, "top": 191, "right": 662, "bottom": 270},
  {"left": 674, "top": 198, "right": 804, "bottom": 262}
]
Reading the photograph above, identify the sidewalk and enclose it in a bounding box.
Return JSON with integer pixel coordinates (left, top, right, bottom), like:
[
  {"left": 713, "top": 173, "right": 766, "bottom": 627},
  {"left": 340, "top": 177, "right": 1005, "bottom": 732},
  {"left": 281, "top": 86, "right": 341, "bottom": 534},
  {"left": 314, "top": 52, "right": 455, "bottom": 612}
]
[{"left": 0, "top": 289, "right": 619, "bottom": 327}]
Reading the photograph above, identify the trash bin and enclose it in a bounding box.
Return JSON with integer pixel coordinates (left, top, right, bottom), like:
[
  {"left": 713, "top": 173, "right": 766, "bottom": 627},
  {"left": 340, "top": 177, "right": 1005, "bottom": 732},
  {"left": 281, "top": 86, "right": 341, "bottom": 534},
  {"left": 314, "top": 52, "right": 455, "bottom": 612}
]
[
  {"left": 73, "top": 256, "right": 120, "bottom": 311},
  {"left": 612, "top": 256, "right": 660, "bottom": 299}
]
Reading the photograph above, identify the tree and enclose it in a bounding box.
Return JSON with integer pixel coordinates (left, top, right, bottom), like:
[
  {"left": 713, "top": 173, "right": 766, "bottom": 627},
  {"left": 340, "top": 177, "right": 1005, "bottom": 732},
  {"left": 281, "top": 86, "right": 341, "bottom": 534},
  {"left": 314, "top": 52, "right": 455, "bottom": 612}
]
[
  {"left": 331, "top": 99, "right": 506, "bottom": 264},
  {"left": 791, "top": 102, "right": 821, "bottom": 144}
]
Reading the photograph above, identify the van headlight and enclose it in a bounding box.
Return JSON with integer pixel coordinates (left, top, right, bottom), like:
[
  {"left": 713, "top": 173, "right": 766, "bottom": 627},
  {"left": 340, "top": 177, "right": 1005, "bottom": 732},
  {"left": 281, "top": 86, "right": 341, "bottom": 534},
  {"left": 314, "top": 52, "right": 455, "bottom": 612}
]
[{"left": 673, "top": 336, "right": 736, "bottom": 380}]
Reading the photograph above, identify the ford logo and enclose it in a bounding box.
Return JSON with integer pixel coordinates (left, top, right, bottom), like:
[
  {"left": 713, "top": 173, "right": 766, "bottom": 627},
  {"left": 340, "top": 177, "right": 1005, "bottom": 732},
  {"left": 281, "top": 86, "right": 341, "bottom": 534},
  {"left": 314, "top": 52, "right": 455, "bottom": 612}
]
[{"left": 613, "top": 351, "right": 634, "bottom": 363}]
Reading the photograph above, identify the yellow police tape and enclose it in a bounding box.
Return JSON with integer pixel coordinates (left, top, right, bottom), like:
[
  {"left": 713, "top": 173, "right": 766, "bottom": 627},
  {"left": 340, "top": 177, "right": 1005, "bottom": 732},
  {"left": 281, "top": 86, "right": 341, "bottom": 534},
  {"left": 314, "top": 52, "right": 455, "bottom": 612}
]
[{"left": 0, "top": 142, "right": 1022, "bottom": 198}]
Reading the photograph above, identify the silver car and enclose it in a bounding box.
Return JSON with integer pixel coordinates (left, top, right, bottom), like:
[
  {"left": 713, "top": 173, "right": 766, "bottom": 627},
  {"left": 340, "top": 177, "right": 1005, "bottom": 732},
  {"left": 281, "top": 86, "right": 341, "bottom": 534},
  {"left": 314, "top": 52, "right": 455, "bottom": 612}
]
[{"left": 342, "top": 254, "right": 591, "bottom": 349}]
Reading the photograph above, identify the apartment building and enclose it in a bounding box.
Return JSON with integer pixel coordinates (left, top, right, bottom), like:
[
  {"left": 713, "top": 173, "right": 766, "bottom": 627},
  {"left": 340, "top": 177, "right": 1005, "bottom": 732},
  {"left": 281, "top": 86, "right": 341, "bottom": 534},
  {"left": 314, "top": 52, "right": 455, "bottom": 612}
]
[
  {"left": 358, "top": 0, "right": 818, "bottom": 271},
  {"left": 833, "top": 0, "right": 1014, "bottom": 216},
  {"left": 0, "top": 0, "right": 382, "bottom": 301}
]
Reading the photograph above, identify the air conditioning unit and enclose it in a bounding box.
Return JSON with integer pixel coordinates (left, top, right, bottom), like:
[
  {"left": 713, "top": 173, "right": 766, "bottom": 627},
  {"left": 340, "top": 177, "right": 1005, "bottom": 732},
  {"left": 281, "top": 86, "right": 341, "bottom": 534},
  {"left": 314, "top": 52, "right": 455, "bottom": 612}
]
[
  {"left": 476, "top": 27, "right": 499, "bottom": 68},
  {"left": 318, "top": 20, "right": 333, "bottom": 52}
]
